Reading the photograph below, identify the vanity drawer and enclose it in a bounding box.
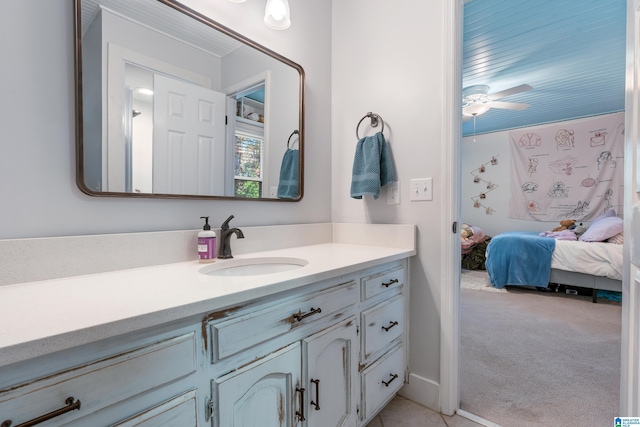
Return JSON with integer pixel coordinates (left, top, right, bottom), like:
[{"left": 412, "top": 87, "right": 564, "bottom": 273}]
[
  {"left": 112, "top": 390, "right": 198, "bottom": 427},
  {"left": 362, "top": 344, "right": 405, "bottom": 420},
  {"left": 361, "top": 295, "right": 405, "bottom": 360},
  {"left": 212, "top": 281, "right": 357, "bottom": 361},
  {"left": 0, "top": 333, "right": 196, "bottom": 427},
  {"left": 361, "top": 265, "right": 404, "bottom": 301}
]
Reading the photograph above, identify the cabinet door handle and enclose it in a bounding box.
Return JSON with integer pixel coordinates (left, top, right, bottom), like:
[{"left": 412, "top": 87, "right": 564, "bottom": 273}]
[
  {"left": 382, "top": 374, "right": 398, "bottom": 387},
  {"left": 381, "top": 321, "right": 399, "bottom": 332},
  {"left": 310, "top": 379, "right": 320, "bottom": 410},
  {"left": 2, "top": 397, "right": 81, "bottom": 427},
  {"left": 295, "top": 387, "right": 306, "bottom": 421},
  {"left": 382, "top": 278, "right": 399, "bottom": 288},
  {"left": 292, "top": 307, "right": 321, "bottom": 322}
]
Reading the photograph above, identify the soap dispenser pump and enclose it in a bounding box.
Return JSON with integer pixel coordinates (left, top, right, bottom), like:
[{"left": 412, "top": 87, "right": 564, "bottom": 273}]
[{"left": 198, "top": 216, "right": 216, "bottom": 263}]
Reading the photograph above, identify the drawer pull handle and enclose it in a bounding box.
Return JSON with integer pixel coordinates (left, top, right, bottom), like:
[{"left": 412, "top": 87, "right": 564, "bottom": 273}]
[
  {"left": 295, "top": 387, "right": 306, "bottom": 421},
  {"left": 292, "top": 307, "right": 321, "bottom": 322},
  {"left": 310, "top": 379, "right": 321, "bottom": 410},
  {"left": 2, "top": 397, "right": 81, "bottom": 427},
  {"left": 382, "top": 321, "right": 399, "bottom": 332},
  {"left": 382, "top": 374, "right": 399, "bottom": 387},
  {"left": 382, "top": 278, "right": 399, "bottom": 288}
]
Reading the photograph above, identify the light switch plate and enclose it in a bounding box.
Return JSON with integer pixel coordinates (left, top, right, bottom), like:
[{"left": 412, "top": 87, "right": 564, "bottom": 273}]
[
  {"left": 387, "top": 181, "right": 400, "bottom": 204},
  {"left": 410, "top": 178, "right": 433, "bottom": 201}
]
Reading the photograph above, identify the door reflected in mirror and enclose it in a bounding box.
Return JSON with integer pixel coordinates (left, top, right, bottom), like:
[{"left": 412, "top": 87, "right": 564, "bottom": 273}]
[{"left": 76, "top": 0, "right": 304, "bottom": 200}]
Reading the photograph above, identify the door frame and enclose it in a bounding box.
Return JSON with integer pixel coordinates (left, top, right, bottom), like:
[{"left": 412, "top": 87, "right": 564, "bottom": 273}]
[
  {"left": 440, "top": 0, "right": 463, "bottom": 417},
  {"left": 621, "top": 0, "right": 640, "bottom": 415},
  {"left": 441, "top": 0, "right": 637, "bottom": 416}
]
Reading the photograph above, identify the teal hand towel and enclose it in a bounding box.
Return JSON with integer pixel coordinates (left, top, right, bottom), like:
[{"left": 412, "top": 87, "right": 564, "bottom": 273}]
[
  {"left": 277, "top": 149, "right": 299, "bottom": 199},
  {"left": 350, "top": 132, "right": 395, "bottom": 199}
]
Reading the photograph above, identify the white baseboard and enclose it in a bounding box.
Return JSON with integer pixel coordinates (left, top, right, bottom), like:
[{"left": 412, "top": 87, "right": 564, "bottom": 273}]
[
  {"left": 398, "top": 373, "right": 440, "bottom": 412},
  {"left": 457, "top": 409, "right": 504, "bottom": 427}
]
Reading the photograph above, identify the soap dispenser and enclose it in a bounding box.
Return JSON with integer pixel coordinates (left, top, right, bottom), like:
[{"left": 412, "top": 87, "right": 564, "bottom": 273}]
[{"left": 198, "top": 216, "right": 216, "bottom": 263}]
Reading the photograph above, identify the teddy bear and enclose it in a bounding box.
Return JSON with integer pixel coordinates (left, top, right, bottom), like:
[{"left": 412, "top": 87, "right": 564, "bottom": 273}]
[
  {"left": 552, "top": 219, "right": 575, "bottom": 232},
  {"left": 460, "top": 224, "right": 474, "bottom": 239}
]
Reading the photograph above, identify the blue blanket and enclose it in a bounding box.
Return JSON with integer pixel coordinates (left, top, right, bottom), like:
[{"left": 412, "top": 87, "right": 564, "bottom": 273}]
[{"left": 485, "top": 232, "right": 556, "bottom": 289}]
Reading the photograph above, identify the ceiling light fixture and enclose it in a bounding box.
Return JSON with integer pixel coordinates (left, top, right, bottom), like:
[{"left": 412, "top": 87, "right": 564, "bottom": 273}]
[
  {"left": 228, "top": 0, "right": 292, "bottom": 30},
  {"left": 264, "top": 0, "right": 291, "bottom": 30}
]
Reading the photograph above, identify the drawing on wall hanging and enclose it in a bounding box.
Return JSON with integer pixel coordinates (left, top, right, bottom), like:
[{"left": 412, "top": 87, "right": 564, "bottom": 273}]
[
  {"left": 549, "top": 156, "right": 578, "bottom": 175},
  {"left": 596, "top": 151, "right": 617, "bottom": 169},
  {"left": 564, "top": 201, "right": 590, "bottom": 219},
  {"left": 469, "top": 154, "right": 500, "bottom": 214},
  {"left": 518, "top": 133, "right": 542, "bottom": 147},
  {"left": 555, "top": 129, "right": 575, "bottom": 150},
  {"left": 521, "top": 182, "right": 538, "bottom": 193},
  {"left": 527, "top": 157, "right": 539, "bottom": 176},
  {"left": 509, "top": 112, "right": 624, "bottom": 221},
  {"left": 548, "top": 181, "right": 569, "bottom": 198},
  {"left": 590, "top": 131, "right": 607, "bottom": 147}
]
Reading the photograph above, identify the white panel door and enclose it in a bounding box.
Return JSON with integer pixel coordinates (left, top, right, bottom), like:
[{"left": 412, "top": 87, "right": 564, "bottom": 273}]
[
  {"left": 303, "top": 319, "right": 358, "bottom": 427},
  {"left": 622, "top": 0, "right": 640, "bottom": 415},
  {"left": 215, "top": 343, "right": 302, "bottom": 427},
  {"left": 153, "top": 74, "right": 226, "bottom": 195}
]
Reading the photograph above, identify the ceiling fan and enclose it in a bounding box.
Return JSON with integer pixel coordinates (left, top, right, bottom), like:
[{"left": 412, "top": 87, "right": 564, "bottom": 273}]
[{"left": 462, "top": 84, "right": 533, "bottom": 120}]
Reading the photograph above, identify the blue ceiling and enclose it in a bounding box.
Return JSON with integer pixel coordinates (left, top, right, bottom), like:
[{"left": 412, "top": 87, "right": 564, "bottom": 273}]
[{"left": 462, "top": 0, "right": 626, "bottom": 137}]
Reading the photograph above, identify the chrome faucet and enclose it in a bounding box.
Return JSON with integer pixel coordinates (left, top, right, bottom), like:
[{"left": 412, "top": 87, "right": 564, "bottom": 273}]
[{"left": 218, "top": 215, "right": 244, "bottom": 259}]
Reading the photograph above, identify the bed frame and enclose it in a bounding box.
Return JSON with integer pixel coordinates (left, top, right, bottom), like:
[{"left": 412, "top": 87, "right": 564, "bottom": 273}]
[{"left": 549, "top": 268, "right": 622, "bottom": 303}]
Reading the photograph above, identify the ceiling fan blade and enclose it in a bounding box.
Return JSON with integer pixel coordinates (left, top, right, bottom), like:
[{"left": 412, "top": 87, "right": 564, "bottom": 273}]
[
  {"left": 489, "top": 101, "right": 530, "bottom": 110},
  {"left": 487, "top": 84, "right": 533, "bottom": 100}
]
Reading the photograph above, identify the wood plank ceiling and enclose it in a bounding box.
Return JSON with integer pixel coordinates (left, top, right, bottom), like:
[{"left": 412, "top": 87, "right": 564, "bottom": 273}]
[{"left": 462, "top": 0, "right": 626, "bottom": 137}]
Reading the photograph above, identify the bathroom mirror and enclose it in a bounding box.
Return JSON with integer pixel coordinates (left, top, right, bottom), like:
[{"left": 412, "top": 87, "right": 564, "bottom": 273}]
[{"left": 74, "top": 0, "right": 304, "bottom": 200}]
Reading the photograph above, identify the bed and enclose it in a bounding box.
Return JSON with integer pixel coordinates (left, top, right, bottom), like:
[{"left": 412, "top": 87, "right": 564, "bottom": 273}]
[{"left": 485, "top": 231, "right": 623, "bottom": 302}]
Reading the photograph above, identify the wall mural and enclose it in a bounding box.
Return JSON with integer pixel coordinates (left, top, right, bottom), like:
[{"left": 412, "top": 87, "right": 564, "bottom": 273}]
[
  {"left": 509, "top": 112, "right": 624, "bottom": 221},
  {"left": 469, "top": 154, "right": 500, "bottom": 215}
]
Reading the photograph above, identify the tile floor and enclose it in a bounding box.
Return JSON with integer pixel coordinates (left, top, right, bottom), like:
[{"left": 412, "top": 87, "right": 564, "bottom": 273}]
[{"left": 370, "top": 396, "right": 484, "bottom": 427}]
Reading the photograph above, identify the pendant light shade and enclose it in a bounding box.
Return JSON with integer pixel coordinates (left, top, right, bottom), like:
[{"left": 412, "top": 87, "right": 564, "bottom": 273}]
[{"left": 264, "top": 0, "right": 291, "bottom": 30}]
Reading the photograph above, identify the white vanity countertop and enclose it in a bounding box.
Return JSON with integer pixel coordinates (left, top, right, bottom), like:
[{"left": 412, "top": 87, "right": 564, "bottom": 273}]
[{"left": 0, "top": 243, "right": 414, "bottom": 368}]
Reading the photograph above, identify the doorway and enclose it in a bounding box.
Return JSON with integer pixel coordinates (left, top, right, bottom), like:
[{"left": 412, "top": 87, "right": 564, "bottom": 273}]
[{"left": 443, "top": 0, "right": 634, "bottom": 421}]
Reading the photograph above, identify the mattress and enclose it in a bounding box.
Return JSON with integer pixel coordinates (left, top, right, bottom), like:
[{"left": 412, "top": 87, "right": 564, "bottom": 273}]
[{"left": 551, "top": 240, "right": 623, "bottom": 281}]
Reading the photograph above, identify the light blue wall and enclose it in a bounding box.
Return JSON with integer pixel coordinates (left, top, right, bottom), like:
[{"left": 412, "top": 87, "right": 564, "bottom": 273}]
[{"left": 0, "top": 0, "right": 332, "bottom": 239}]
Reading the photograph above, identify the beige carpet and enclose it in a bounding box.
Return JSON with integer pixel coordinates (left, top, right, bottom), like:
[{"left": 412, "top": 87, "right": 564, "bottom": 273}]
[
  {"left": 460, "top": 273, "right": 621, "bottom": 427},
  {"left": 461, "top": 268, "right": 506, "bottom": 293}
]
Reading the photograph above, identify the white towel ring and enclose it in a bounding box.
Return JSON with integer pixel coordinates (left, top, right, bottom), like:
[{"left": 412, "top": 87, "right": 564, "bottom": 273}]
[
  {"left": 287, "top": 130, "right": 299, "bottom": 149},
  {"left": 356, "top": 112, "right": 385, "bottom": 139}
]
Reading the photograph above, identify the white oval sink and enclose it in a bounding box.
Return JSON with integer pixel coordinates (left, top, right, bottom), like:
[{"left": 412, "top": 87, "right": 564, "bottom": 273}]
[{"left": 199, "top": 257, "right": 308, "bottom": 277}]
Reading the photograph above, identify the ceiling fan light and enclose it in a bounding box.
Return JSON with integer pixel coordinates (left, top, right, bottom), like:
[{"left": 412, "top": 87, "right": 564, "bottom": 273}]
[
  {"left": 264, "top": 0, "right": 291, "bottom": 30},
  {"left": 462, "top": 103, "right": 491, "bottom": 117},
  {"left": 462, "top": 85, "right": 490, "bottom": 99}
]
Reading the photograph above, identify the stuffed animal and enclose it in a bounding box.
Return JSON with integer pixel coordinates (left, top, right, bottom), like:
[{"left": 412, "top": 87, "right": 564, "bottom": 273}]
[
  {"left": 552, "top": 219, "right": 575, "bottom": 232},
  {"left": 460, "top": 224, "right": 474, "bottom": 239}
]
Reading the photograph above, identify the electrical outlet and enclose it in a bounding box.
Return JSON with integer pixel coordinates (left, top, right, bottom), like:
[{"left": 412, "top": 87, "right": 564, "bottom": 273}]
[
  {"left": 410, "top": 178, "right": 433, "bottom": 201},
  {"left": 387, "top": 181, "right": 400, "bottom": 204}
]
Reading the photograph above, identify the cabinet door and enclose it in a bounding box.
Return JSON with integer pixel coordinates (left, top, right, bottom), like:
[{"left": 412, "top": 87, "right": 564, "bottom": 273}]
[
  {"left": 303, "top": 318, "right": 358, "bottom": 427},
  {"left": 214, "top": 343, "right": 302, "bottom": 427}
]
